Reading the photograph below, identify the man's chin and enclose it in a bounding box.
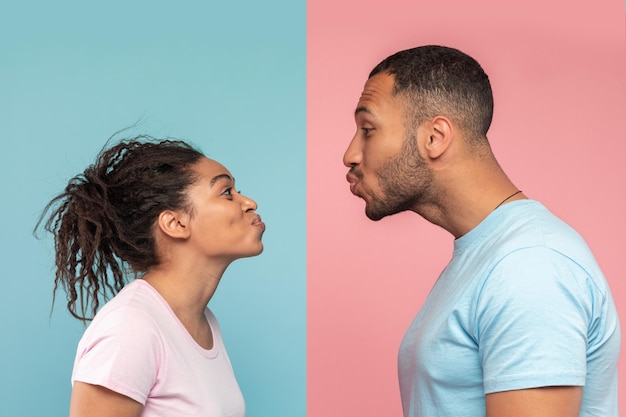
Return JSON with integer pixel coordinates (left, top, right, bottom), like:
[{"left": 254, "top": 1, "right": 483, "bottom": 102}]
[
  {"left": 365, "top": 201, "right": 410, "bottom": 221},
  {"left": 365, "top": 206, "right": 391, "bottom": 222}
]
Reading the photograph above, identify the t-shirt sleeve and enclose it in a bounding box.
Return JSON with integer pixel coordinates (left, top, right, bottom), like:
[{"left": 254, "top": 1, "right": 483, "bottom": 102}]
[
  {"left": 71, "top": 305, "right": 163, "bottom": 405},
  {"left": 475, "top": 247, "right": 592, "bottom": 394}
]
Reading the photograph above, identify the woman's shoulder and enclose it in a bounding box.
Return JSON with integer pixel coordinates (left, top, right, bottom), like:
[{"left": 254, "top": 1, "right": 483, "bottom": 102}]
[
  {"left": 100, "top": 278, "right": 166, "bottom": 311},
  {"left": 85, "top": 280, "right": 167, "bottom": 335}
]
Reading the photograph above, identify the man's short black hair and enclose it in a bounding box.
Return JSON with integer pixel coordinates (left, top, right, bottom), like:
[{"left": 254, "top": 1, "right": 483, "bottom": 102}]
[{"left": 370, "top": 45, "right": 494, "bottom": 142}]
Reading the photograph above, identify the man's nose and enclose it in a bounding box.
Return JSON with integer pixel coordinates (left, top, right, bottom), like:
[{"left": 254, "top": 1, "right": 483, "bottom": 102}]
[{"left": 343, "top": 134, "right": 362, "bottom": 167}]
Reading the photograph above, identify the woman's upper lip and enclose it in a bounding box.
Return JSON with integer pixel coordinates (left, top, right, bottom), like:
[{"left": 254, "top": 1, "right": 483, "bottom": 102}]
[{"left": 252, "top": 215, "right": 265, "bottom": 230}]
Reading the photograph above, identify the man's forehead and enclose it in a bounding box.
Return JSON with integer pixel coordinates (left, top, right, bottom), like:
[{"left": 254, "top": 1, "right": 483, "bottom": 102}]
[
  {"left": 361, "top": 72, "right": 394, "bottom": 94},
  {"left": 356, "top": 73, "right": 398, "bottom": 111}
]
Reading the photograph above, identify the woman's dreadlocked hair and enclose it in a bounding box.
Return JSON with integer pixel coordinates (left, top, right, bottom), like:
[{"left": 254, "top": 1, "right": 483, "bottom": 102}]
[{"left": 36, "top": 136, "right": 205, "bottom": 322}]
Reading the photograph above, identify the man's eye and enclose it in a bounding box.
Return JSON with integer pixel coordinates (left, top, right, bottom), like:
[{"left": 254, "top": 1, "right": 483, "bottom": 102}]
[
  {"left": 362, "top": 127, "right": 373, "bottom": 135},
  {"left": 223, "top": 188, "right": 233, "bottom": 196}
]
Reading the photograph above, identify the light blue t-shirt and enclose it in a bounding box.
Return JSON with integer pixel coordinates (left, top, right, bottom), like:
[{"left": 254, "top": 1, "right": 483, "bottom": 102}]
[{"left": 398, "top": 200, "right": 620, "bottom": 417}]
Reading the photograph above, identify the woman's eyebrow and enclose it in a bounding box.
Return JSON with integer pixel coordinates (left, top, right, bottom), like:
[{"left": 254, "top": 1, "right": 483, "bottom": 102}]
[{"left": 210, "top": 174, "right": 234, "bottom": 186}]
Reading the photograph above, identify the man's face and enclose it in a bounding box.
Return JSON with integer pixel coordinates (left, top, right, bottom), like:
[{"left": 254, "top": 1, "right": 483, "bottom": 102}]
[{"left": 343, "top": 72, "right": 433, "bottom": 221}]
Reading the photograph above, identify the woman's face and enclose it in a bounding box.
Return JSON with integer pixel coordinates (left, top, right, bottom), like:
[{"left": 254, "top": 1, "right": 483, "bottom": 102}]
[{"left": 183, "top": 157, "right": 265, "bottom": 262}]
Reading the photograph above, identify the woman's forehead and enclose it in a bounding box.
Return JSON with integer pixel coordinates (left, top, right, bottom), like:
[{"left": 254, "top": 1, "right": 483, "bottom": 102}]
[{"left": 193, "top": 157, "right": 233, "bottom": 183}]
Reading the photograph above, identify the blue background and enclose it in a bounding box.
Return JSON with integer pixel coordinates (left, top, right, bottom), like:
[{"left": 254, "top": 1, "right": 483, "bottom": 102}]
[{"left": 0, "top": 1, "right": 305, "bottom": 416}]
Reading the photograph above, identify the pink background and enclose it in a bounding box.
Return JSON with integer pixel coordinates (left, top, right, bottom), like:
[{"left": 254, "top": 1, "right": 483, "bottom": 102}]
[{"left": 307, "top": 1, "right": 626, "bottom": 416}]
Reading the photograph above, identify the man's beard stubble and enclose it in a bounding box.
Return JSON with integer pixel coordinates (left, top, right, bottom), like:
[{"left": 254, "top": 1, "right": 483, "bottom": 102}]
[{"left": 365, "top": 133, "right": 433, "bottom": 221}]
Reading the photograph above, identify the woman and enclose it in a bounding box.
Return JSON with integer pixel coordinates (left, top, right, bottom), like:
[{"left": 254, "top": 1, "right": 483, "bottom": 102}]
[{"left": 39, "top": 137, "right": 265, "bottom": 417}]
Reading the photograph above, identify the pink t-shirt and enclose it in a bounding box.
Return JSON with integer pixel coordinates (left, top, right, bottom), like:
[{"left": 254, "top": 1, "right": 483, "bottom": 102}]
[{"left": 72, "top": 279, "right": 245, "bottom": 417}]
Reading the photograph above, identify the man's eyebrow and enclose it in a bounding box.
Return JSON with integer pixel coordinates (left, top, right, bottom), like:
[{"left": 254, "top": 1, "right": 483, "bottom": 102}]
[
  {"left": 210, "top": 174, "right": 234, "bottom": 186},
  {"left": 355, "top": 105, "right": 374, "bottom": 117}
]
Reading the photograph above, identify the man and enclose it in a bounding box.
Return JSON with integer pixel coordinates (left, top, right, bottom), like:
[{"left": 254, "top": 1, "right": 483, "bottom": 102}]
[{"left": 343, "top": 45, "right": 620, "bottom": 417}]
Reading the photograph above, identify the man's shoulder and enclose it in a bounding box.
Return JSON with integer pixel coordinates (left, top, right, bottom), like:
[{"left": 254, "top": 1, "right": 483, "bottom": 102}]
[{"left": 490, "top": 201, "right": 592, "bottom": 261}]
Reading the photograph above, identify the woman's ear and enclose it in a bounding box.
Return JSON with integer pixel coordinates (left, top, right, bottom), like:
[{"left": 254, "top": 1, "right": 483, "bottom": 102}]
[
  {"left": 157, "top": 210, "right": 191, "bottom": 239},
  {"left": 423, "top": 115, "right": 453, "bottom": 159}
]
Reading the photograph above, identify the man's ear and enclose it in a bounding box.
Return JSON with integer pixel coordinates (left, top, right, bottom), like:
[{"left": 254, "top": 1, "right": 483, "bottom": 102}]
[
  {"left": 423, "top": 116, "right": 453, "bottom": 159},
  {"left": 157, "top": 210, "right": 191, "bottom": 239}
]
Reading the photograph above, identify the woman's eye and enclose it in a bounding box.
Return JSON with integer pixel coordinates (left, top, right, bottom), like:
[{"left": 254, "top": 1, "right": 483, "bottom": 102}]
[
  {"left": 362, "top": 127, "right": 373, "bottom": 135},
  {"left": 223, "top": 188, "right": 233, "bottom": 197}
]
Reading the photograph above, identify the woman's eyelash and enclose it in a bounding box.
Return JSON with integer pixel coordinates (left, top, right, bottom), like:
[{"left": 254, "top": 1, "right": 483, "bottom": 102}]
[{"left": 222, "top": 188, "right": 242, "bottom": 197}]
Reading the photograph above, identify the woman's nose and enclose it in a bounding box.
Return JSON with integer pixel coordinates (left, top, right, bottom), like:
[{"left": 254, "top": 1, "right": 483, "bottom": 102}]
[{"left": 239, "top": 193, "right": 257, "bottom": 212}]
